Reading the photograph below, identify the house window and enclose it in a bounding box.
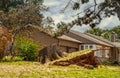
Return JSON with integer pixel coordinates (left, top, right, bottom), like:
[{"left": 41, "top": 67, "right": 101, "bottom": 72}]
[
  {"left": 89, "top": 45, "right": 93, "bottom": 49},
  {"left": 81, "top": 45, "right": 84, "bottom": 50},
  {"left": 105, "top": 50, "right": 109, "bottom": 58},
  {"left": 85, "top": 45, "right": 88, "bottom": 49}
]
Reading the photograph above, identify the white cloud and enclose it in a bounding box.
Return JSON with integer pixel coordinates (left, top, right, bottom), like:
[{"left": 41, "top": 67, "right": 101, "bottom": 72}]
[
  {"left": 43, "top": 2, "right": 59, "bottom": 6},
  {"left": 98, "top": 15, "right": 120, "bottom": 29},
  {"left": 52, "top": 14, "right": 65, "bottom": 24},
  {"left": 43, "top": 0, "right": 60, "bottom": 6},
  {"left": 43, "top": 0, "right": 120, "bottom": 32},
  {"left": 72, "top": 25, "right": 91, "bottom": 32}
]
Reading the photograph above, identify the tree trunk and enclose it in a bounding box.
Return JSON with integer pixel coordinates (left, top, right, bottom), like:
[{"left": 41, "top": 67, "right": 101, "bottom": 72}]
[{"left": 38, "top": 45, "right": 65, "bottom": 64}]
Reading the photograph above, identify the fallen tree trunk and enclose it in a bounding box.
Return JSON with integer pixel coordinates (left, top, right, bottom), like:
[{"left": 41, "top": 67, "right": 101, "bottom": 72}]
[{"left": 53, "top": 51, "right": 98, "bottom": 69}]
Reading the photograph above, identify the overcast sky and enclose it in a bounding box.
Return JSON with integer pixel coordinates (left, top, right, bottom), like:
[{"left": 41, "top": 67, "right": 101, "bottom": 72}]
[{"left": 43, "top": 0, "right": 120, "bottom": 32}]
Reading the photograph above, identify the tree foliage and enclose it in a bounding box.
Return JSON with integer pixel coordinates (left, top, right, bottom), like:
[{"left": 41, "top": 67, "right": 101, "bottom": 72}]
[
  {"left": 0, "top": 0, "right": 45, "bottom": 29},
  {"left": 0, "top": 0, "right": 43, "bottom": 12},
  {"left": 86, "top": 27, "right": 110, "bottom": 40},
  {"left": 53, "top": 0, "right": 120, "bottom": 36},
  {"left": 15, "top": 37, "right": 39, "bottom": 61},
  {"left": 0, "top": 0, "right": 47, "bottom": 56},
  {"left": 86, "top": 27, "right": 104, "bottom": 36},
  {"left": 85, "top": 26, "right": 120, "bottom": 41},
  {"left": 63, "top": 0, "right": 120, "bottom": 28},
  {"left": 54, "top": 22, "right": 72, "bottom": 37},
  {"left": 111, "top": 26, "right": 120, "bottom": 41}
]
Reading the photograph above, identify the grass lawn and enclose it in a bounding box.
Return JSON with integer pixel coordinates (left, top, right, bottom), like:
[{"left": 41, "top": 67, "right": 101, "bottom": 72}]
[{"left": 0, "top": 62, "right": 119, "bottom": 78}]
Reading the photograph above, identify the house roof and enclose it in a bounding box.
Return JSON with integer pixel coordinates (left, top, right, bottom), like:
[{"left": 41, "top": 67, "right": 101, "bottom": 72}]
[
  {"left": 85, "top": 33, "right": 114, "bottom": 47},
  {"left": 66, "top": 30, "right": 114, "bottom": 47},
  {"left": 58, "top": 35, "right": 82, "bottom": 43}
]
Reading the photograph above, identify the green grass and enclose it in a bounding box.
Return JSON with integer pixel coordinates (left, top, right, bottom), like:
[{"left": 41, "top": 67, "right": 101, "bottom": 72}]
[{"left": 0, "top": 62, "right": 119, "bottom": 78}]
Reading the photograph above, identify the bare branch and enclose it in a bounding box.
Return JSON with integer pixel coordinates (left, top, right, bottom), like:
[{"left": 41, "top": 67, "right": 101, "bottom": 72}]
[
  {"left": 72, "top": 4, "right": 96, "bottom": 17},
  {"left": 61, "top": 0, "right": 72, "bottom": 12},
  {"left": 93, "top": 0, "right": 97, "bottom": 13}
]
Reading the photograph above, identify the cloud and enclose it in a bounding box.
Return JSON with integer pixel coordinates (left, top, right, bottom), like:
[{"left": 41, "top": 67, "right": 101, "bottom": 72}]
[
  {"left": 43, "top": 0, "right": 120, "bottom": 32},
  {"left": 71, "top": 25, "right": 91, "bottom": 32},
  {"left": 43, "top": 0, "right": 60, "bottom": 6},
  {"left": 52, "top": 14, "right": 65, "bottom": 24},
  {"left": 98, "top": 15, "right": 120, "bottom": 29}
]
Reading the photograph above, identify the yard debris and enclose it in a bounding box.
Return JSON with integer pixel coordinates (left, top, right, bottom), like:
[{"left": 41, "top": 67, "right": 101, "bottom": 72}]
[{"left": 52, "top": 50, "right": 98, "bottom": 68}]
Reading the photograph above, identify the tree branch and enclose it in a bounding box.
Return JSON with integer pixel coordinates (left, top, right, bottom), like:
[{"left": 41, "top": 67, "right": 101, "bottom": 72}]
[
  {"left": 61, "top": 0, "right": 72, "bottom": 12},
  {"left": 93, "top": 0, "right": 97, "bottom": 13}
]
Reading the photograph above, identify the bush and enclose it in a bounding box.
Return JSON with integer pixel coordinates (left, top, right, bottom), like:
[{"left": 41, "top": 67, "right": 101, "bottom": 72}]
[
  {"left": 12, "top": 56, "right": 23, "bottom": 61},
  {"left": 2, "top": 56, "right": 23, "bottom": 62},
  {"left": 2, "top": 56, "right": 12, "bottom": 62},
  {"left": 103, "top": 59, "right": 110, "bottom": 65},
  {"left": 15, "top": 37, "right": 39, "bottom": 61}
]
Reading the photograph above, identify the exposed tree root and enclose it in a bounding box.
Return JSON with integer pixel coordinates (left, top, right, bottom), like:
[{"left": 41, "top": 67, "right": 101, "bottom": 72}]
[{"left": 53, "top": 51, "right": 98, "bottom": 69}]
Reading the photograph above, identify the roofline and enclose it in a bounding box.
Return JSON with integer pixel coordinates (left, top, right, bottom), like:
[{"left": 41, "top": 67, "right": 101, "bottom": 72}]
[
  {"left": 69, "top": 30, "right": 113, "bottom": 47},
  {"left": 57, "top": 35, "right": 82, "bottom": 43},
  {"left": 58, "top": 38, "right": 81, "bottom": 43},
  {"left": 85, "top": 33, "right": 114, "bottom": 47}
]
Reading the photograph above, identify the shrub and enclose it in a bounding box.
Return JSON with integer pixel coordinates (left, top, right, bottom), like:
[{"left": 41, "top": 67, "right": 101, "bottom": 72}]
[
  {"left": 2, "top": 56, "right": 12, "bottom": 62},
  {"left": 12, "top": 56, "right": 23, "bottom": 61},
  {"left": 15, "top": 37, "right": 39, "bottom": 61},
  {"left": 103, "top": 59, "right": 110, "bottom": 65},
  {"left": 2, "top": 56, "right": 23, "bottom": 62}
]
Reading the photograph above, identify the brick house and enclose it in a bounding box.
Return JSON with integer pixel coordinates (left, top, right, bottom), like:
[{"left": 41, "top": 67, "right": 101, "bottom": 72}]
[
  {"left": 22, "top": 29, "right": 120, "bottom": 64},
  {"left": 57, "top": 35, "right": 82, "bottom": 52},
  {"left": 65, "top": 30, "right": 120, "bottom": 64},
  {"left": 22, "top": 29, "right": 81, "bottom": 53}
]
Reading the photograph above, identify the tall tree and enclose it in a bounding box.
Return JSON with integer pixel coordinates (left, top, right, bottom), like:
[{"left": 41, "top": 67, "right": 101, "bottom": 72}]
[
  {"left": 85, "top": 27, "right": 104, "bottom": 36},
  {"left": 85, "top": 26, "right": 120, "bottom": 41},
  {"left": 85, "top": 27, "right": 111, "bottom": 40},
  {"left": 111, "top": 26, "right": 120, "bottom": 41},
  {"left": 0, "top": 0, "right": 43, "bottom": 12},
  {"left": 0, "top": 0, "right": 46, "bottom": 56}
]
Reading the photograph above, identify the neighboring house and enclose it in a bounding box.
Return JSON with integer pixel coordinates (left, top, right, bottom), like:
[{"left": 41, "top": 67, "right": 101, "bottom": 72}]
[
  {"left": 21, "top": 29, "right": 81, "bottom": 53},
  {"left": 30, "top": 31, "right": 81, "bottom": 53},
  {"left": 58, "top": 35, "right": 81, "bottom": 52},
  {"left": 110, "top": 42, "right": 120, "bottom": 64},
  {"left": 65, "top": 30, "right": 120, "bottom": 64},
  {"left": 21, "top": 29, "right": 120, "bottom": 64},
  {"left": 85, "top": 33, "right": 120, "bottom": 64}
]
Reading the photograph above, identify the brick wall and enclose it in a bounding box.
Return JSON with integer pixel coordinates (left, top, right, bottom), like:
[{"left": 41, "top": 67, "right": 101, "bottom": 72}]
[
  {"left": 25, "top": 31, "right": 79, "bottom": 52},
  {"left": 30, "top": 31, "right": 58, "bottom": 46}
]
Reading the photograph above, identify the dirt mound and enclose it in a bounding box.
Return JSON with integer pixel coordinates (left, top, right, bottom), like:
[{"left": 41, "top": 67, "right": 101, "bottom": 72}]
[
  {"left": 53, "top": 51, "right": 98, "bottom": 68},
  {"left": 0, "top": 26, "right": 12, "bottom": 58}
]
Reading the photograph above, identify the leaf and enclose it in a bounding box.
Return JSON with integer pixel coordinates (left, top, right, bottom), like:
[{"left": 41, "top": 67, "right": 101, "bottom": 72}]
[{"left": 81, "top": 0, "right": 89, "bottom": 4}]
